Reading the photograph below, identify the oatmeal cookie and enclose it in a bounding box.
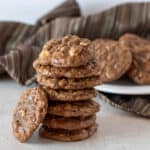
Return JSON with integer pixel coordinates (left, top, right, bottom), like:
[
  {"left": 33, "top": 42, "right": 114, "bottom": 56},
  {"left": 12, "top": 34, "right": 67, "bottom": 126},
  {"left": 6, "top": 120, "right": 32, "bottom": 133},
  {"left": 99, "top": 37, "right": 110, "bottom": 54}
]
[
  {"left": 43, "top": 87, "right": 96, "bottom": 101},
  {"left": 93, "top": 39, "right": 132, "bottom": 82},
  {"left": 33, "top": 60, "right": 100, "bottom": 78},
  {"left": 43, "top": 115, "right": 96, "bottom": 130},
  {"left": 119, "top": 33, "right": 150, "bottom": 84},
  {"left": 39, "top": 124, "right": 97, "bottom": 141},
  {"left": 47, "top": 101, "right": 100, "bottom": 118},
  {"left": 37, "top": 35, "right": 95, "bottom": 67},
  {"left": 36, "top": 74, "right": 102, "bottom": 90},
  {"left": 12, "top": 87, "right": 48, "bottom": 142}
]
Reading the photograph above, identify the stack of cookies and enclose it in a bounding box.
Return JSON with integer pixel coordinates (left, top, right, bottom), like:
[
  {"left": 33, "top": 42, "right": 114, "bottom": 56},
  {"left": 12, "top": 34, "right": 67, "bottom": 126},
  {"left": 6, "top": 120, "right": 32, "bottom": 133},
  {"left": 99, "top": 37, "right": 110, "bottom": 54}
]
[{"left": 33, "top": 35, "right": 101, "bottom": 141}]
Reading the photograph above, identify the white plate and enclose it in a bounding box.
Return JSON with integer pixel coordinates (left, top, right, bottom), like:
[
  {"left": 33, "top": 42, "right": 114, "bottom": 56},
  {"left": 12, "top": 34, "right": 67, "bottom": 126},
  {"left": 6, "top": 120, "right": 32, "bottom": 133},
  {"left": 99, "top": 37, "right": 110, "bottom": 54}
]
[{"left": 95, "top": 78, "right": 150, "bottom": 95}]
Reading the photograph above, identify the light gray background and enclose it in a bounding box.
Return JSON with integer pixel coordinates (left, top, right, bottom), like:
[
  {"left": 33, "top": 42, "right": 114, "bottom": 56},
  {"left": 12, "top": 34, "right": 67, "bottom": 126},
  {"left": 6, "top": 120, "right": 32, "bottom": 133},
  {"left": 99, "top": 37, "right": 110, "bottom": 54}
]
[{"left": 0, "top": 0, "right": 150, "bottom": 150}]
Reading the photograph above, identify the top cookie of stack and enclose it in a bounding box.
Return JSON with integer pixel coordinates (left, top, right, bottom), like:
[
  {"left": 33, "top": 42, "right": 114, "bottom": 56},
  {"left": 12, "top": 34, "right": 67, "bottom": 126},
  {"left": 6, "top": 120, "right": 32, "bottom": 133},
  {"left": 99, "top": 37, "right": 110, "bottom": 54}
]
[{"left": 36, "top": 35, "right": 95, "bottom": 67}]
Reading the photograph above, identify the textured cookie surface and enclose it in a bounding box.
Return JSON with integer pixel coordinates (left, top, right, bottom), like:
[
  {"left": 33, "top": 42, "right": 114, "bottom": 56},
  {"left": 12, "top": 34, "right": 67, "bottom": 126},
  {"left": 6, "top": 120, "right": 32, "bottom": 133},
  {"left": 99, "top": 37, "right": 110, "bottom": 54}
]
[
  {"left": 47, "top": 101, "right": 100, "bottom": 118},
  {"left": 93, "top": 39, "right": 132, "bottom": 82},
  {"left": 44, "top": 87, "right": 96, "bottom": 101},
  {"left": 33, "top": 60, "right": 100, "bottom": 78},
  {"left": 119, "top": 33, "right": 150, "bottom": 84},
  {"left": 37, "top": 35, "right": 95, "bottom": 67},
  {"left": 36, "top": 74, "right": 101, "bottom": 90},
  {"left": 39, "top": 124, "right": 97, "bottom": 141},
  {"left": 12, "top": 87, "right": 48, "bottom": 142},
  {"left": 43, "top": 115, "right": 96, "bottom": 130}
]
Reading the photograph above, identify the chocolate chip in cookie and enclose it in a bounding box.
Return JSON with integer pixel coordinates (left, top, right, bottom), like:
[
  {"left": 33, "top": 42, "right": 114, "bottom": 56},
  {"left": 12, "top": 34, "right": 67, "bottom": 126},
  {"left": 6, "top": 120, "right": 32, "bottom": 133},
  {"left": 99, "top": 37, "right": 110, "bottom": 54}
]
[{"left": 12, "top": 87, "right": 48, "bottom": 142}]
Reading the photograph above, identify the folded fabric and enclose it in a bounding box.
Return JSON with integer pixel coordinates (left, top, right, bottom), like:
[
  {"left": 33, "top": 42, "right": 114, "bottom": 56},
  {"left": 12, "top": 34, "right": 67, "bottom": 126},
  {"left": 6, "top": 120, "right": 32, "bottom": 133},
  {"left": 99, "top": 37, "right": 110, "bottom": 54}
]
[
  {"left": 0, "top": 22, "right": 37, "bottom": 73},
  {"left": 98, "top": 92, "right": 150, "bottom": 117},
  {"left": 29, "top": 2, "right": 150, "bottom": 47},
  {"left": 0, "top": 45, "right": 40, "bottom": 85}
]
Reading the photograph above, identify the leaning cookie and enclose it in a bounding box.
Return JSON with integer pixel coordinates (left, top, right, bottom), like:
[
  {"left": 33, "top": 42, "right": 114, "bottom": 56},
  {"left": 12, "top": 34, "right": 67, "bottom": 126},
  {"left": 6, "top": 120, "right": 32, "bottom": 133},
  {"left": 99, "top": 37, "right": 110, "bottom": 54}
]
[
  {"left": 93, "top": 39, "right": 132, "bottom": 82},
  {"left": 39, "top": 124, "right": 97, "bottom": 141},
  {"left": 37, "top": 35, "right": 95, "bottom": 67},
  {"left": 12, "top": 87, "right": 48, "bottom": 142},
  {"left": 47, "top": 101, "right": 100, "bottom": 118},
  {"left": 36, "top": 74, "right": 102, "bottom": 90},
  {"left": 43, "top": 115, "right": 96, "bottom": 130},
  {"left": 43, "top": 87, "right": 96, "bottom": 101},
  {"left": 119, "top": 33, "right": 150, "bottom": 84}
]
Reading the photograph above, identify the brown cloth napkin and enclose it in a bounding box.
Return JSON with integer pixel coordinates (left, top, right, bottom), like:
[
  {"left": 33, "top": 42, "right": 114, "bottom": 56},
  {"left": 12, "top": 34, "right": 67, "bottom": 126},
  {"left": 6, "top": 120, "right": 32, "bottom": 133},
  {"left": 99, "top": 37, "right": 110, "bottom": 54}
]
[
  {"left": 98, "top": 93, "right": 150, "bottom": 117},
  {"left": 0, "top": 0, "right": 150, "bottom": 117}
]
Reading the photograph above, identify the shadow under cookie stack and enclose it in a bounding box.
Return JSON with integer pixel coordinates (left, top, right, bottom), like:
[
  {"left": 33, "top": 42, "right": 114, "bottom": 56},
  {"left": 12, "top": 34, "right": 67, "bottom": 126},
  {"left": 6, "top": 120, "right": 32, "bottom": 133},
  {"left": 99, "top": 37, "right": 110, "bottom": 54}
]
[{"left": 33, "top": 35, "right": 101, "bottom": 141}]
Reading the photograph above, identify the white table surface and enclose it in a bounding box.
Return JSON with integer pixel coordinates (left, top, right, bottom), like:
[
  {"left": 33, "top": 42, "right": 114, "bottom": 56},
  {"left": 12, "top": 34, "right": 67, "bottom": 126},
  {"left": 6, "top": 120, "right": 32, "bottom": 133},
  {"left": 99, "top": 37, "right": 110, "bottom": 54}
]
[{"left": 0, "top": 0, "right": 150, "bottom": 149}]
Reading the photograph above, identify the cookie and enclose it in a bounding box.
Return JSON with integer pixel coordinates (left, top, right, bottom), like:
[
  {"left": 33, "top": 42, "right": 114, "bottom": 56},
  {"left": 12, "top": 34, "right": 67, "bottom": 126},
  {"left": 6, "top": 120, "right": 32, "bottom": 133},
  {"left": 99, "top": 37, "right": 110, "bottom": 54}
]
[
  {"left": 33, "top": 60, "right": 100, "bottom": 78},
  {"left": 36, "top": 74, "right": 102, "bottom": 90},
  {"left": 37, "top": 35, "right": 95, "bottom": 67},
  {"left": 12, "top": 87, "right": 48, "bottom": 142},
  {"left": 119, "top": 33, "right": 150, "bottom": 84},
  {"left": 39, "top": 124, "right": 97, "bottom": 141},
  {"left": 43, "top": 87, "right": 96, "bottom": 101},
  {"left": 93, "top": 39, "right": 132, "bottom": 82},
  {"left": 43, "top": 115, "right": 96, "bottom": 130},
  {"left": 47, "top": 101, "right": 100, "bottom": 118}
]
